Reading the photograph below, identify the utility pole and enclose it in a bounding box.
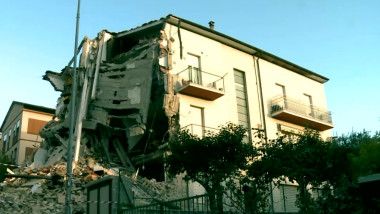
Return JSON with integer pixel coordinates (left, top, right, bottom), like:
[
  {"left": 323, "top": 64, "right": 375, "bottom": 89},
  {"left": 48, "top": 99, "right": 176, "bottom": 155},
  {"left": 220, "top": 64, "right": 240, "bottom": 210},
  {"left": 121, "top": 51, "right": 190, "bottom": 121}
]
[{"left": 65, "top": 0, "right": 81, "bottom": 213}]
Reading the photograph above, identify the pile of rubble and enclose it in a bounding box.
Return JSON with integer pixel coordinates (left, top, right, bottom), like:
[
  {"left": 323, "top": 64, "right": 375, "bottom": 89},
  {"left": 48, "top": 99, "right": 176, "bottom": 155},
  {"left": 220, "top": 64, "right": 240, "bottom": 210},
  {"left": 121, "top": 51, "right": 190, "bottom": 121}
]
[
  {"left": 0, "top": 162, "right": 85, "bottom": 214},
  {"left": 0, "top": 149, "right": 185, "bottom": 214}
]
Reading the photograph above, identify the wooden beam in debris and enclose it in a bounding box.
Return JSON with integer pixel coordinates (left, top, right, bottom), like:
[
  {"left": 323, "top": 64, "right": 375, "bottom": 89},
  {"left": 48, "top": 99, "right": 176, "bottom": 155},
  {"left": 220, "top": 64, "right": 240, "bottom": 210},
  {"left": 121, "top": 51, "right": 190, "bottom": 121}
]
[
  {"left": 55, "top": 133, "right": 68, "bottom": 148},
  {"left": 132, "top": 149, "right": 164, "bottom": 165},
  {"left": 113, "top": 139, "right": 136, "bottom": 172},
  {"left": 100, "top": 135, "right": 113, "bottom": 164},
  {"left": 4, "top": 174, "right": 52, "bottom": 180}
]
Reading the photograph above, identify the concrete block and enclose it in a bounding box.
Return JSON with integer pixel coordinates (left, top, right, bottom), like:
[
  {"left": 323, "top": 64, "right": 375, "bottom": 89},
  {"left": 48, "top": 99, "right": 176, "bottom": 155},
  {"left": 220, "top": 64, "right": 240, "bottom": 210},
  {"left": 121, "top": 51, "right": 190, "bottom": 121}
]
[{"left": 34, "top": 148, "right": 48, "bottom": 169}]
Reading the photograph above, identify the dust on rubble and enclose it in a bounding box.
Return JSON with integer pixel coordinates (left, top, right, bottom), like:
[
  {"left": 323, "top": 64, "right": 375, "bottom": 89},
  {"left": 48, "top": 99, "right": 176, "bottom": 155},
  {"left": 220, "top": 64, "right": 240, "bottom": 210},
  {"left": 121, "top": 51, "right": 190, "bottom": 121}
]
[{"left": 0, "top": 156, "right": 184, "bottom": 214}]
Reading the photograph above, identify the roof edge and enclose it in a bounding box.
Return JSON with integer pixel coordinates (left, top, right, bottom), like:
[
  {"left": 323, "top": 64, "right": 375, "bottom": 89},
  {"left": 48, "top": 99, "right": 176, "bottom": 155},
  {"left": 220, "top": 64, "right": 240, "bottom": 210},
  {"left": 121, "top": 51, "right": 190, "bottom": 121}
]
[
  {"left": 0, "top": 101, "right": 55, "bottom": 132},
  {"left": 165, "top": 14, "right": 329, "bottom": 83}
]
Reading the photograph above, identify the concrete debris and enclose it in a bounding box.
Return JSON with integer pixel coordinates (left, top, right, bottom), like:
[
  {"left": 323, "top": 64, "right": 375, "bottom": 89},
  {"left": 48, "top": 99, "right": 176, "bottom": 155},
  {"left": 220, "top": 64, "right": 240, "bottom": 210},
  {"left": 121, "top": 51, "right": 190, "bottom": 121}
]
[
  {"left": 0, "top": 162, "right": 84, "bottom": 213},
  {"left": 31, "top": 183, "right": 42, "bottom": 194},
  {"left": 44, "top": 146, "right": 67, "bottom": 167},
  {"left": 163, "top": 94, "right": 180, "bottom": 117},
  {"left": 0, "top": 155, "right": 186, "bottom": 213},
  {"left": 92, "top": 163, "right": 104, "bottom": 174},
  {"left": 41, "top": 30, "right": 173, "bottom": 174},
  {"left": 33, "top": 148, "right": 47, "bottom": 169},
  {"left": 6, "top": 168, "right": 14, "bottom": 174}
]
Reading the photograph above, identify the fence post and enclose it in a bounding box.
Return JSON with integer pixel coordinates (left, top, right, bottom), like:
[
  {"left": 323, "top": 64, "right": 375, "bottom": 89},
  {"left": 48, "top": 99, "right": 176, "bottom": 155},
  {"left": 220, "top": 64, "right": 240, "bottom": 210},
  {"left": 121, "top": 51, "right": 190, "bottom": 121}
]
[{"left": 160, "top": 203, "right": 164, "bottom": 214}]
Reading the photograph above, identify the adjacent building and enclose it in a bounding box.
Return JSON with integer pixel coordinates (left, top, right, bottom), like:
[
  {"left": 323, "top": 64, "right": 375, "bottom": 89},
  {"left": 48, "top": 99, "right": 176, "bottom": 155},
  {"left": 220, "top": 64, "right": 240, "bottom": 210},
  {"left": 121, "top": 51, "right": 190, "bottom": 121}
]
[{"left": 0, "top": 101, "right": 55, "bottom": 164}]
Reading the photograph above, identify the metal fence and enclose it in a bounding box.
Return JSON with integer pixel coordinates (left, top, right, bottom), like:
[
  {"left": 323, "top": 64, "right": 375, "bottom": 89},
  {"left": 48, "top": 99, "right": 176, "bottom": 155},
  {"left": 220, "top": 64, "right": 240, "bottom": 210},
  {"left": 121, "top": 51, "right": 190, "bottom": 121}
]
[{"left": 122, "top": 194, "right": 215, "bottom": 214}]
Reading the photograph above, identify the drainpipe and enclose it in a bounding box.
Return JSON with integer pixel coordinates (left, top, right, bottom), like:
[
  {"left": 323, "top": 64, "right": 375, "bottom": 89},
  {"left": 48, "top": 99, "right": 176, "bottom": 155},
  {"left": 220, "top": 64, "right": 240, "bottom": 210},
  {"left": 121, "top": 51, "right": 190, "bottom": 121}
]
[
  {"left": 177, "top": 20, "right": 183, "bottom": 59},
  {"left": 254, "top": 54, "right": 275, "bottom": 213},
  {"left": 254, "top": 55, "right": 268, "bottom": 142}
]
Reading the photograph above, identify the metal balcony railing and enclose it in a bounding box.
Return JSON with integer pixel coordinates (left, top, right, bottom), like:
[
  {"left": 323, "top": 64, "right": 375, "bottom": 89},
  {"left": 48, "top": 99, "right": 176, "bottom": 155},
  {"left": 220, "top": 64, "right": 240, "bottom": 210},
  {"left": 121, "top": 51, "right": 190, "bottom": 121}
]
[
  {"left": 269, "top": 95, "right": 333, "bottom": 130},
  {"left": 175, "top": 66, "right": 225, "bottom": 100},
  {"left": 181, "top": 124, "right": 220, "bottom": 138}
]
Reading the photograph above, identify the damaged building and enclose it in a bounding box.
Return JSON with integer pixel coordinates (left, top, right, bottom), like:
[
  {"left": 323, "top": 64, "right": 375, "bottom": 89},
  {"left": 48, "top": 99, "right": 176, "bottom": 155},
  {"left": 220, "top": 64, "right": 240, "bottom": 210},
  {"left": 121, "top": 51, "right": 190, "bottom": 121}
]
[
  {"left": 39, "top": 14, "right": 334, "bottom": 212},
  {"left": 42, "top": 22, "right": 174, "bottom": 181}
]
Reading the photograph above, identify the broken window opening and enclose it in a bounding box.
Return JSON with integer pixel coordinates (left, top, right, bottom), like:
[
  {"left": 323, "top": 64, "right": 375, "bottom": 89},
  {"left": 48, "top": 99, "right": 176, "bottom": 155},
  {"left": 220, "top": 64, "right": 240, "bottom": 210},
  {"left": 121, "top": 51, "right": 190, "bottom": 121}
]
[
  {"left": 138, "top": 159, "right": 165, "bottom": 182},
  {"left": 111, "top": 100, "right": 128, "bottom": 104},
  {"left": 107, "top": 37, "right": 139, "bottom": 61},
  {"left": 108, "top": 75, "right": 125, "bottom": 79},
  {"left": 108, "top": 108, "right": 139, "bottom": 116},
  {"left": 108, "top": 118, "right": 124, "bottom": 128}
]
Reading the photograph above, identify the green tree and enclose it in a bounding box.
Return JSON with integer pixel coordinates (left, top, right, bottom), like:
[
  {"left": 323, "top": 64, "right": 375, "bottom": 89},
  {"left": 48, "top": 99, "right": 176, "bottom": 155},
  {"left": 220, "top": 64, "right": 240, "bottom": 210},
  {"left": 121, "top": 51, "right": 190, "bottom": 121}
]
[
  {"left": 165, "top": 123, "right": 255, "bottom": 213},
  {"left": 315, "top": 131, "right": 380, "bottom": 213},
  {"left": 352, "top": 131, "right": 380, "bottom": 176},
  {"left": 0, "top": 155, "right": 10, "bottom": 182},
  {"left": 249, "top": 129, "right": 331, "bottom": 213}
]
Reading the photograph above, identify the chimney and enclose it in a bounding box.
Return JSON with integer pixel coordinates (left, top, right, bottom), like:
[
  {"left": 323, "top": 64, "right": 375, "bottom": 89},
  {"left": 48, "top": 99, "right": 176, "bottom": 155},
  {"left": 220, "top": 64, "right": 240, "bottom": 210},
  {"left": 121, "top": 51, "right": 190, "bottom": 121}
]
[{"left": 208, "top": 21, "right": 215, "bottom": 30}]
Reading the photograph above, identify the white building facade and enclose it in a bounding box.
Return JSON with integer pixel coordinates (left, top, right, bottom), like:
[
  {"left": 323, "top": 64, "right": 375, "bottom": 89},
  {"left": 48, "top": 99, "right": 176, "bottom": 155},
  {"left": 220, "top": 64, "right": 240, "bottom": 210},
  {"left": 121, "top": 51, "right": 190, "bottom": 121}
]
[
  {"left": 162, "top": 15, "right": 333, "bottom": 211},
  {"left": 162, "top": 15, "right": 332, "bottom": 140}
]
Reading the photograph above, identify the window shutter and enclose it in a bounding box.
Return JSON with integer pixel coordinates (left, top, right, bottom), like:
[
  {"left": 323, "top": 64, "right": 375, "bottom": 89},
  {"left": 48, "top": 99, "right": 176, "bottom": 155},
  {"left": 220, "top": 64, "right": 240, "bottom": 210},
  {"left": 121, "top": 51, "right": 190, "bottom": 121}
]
[{"left": 27, "top": 119, "right": 48, "bottom": 135}]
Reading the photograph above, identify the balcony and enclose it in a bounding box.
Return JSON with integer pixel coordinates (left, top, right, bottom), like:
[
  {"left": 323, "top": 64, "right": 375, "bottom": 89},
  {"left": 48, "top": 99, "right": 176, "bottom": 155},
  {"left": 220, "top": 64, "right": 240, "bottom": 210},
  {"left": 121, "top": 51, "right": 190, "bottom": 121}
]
[
  {"left": 175, "top": 66, "right": 225, "bottom": 101},
  {"left": 269, "top": 95, "right": 334, "bottom": 131},
  {"left": 181, "top": 124, "right": 219, "bottom": 137}
]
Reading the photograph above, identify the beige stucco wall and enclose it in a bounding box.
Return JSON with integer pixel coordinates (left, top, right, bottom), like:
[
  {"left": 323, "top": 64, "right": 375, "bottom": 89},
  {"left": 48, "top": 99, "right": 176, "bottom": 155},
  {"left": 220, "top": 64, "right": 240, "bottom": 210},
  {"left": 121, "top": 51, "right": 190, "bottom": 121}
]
[
  {"left": 0, "top": 104, "right": 23, "bottom": 153},
  {"left": 20, "top": 109, "right": 53, "bottom": 141},
  {"left": 2, "top": 108, "right": 53, "bottom": 164},
  {"left": 16, "top": 109, "right": 53, "bottom": 164}
]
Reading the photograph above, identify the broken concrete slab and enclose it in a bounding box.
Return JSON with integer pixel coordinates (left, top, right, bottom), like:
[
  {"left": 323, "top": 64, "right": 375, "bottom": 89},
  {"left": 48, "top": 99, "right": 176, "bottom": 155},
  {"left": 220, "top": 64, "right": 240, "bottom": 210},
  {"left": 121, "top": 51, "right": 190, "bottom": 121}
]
[
  {"left": 33, "top": 148, "right": 48, "bottom": 169},
  {"left": 22, "top": 179, "right": 45, "bottom": 187},
  {"left": 163, "top": 94, "right": 179, "bottom": 117}
]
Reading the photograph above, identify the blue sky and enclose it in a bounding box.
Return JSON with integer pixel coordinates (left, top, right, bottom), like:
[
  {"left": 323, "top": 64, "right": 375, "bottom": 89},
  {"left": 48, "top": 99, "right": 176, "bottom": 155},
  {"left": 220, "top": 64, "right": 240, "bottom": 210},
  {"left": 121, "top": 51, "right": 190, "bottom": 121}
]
[{"left": 0, "top": 0, "right": 379, "bottom": 136}]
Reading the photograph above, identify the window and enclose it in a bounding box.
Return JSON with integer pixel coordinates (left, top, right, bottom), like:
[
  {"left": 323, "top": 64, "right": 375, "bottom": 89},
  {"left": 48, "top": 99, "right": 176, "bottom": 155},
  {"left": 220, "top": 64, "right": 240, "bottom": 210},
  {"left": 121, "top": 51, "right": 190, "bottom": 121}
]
[
  {"left": 13, "top": 148, "right": 17, "bottom": 164},
  {"left": 234, "top": 70, "right": 251, "bottom": 141},
  {"left": 2, "top": 134, "right": 7, "bottom": 154},
  {"left": 277, "top": 123, "right": 302, "bottom": 135},
  {"left": 27, "top": 118, "right": 48, "bottom": 135},
  {"left": 303, "top": 94, "right": 314, "bottom": 117},
  {"left": 187, "top": 54, "right": 201, "bottom": 84},
  {"left": 25, "top": 147, "right": 34, "bottom": 159},
  {"left": 189, "top": 105, "right": 205, "bottom": 137},
  {"left": 275, "top": 83, "right": 286, "bottom": 97},
  {"left": 312, "top": 188, "right": 323, "bottom": 200},
  {"left": 8, "top": 129, "right": 12, "bottom": 150},
  {"left": 279, "top": 184, "right": 298, "bottom": 212},
  {"left": 276, "top": 83, "right": 287, "bottom": 108},
  {"left": 13, "top": 120, "right": 20, "bottom": 145}
]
